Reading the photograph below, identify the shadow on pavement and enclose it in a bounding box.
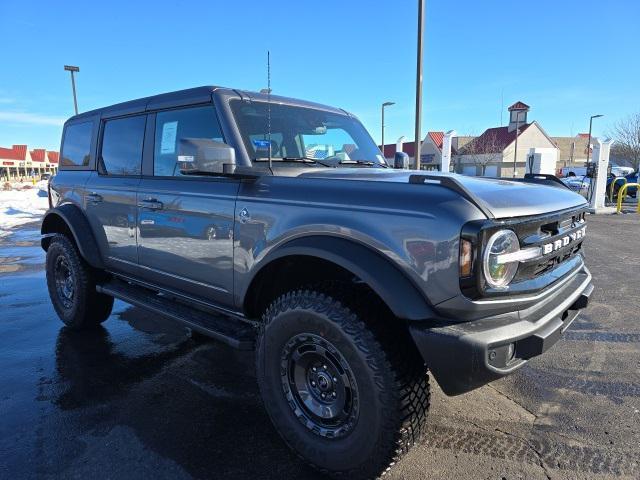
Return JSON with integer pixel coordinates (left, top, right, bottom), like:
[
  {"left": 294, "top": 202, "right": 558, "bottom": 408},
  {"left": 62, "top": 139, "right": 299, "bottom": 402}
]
[{"left": 46, "top": 306, "right": 324, "bottom": 479}]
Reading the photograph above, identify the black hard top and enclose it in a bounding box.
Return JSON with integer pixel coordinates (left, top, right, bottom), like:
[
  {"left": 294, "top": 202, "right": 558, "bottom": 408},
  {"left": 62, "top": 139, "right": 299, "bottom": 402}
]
[{"left": 66, "top": 86, "right": 347, "bottom": 124}]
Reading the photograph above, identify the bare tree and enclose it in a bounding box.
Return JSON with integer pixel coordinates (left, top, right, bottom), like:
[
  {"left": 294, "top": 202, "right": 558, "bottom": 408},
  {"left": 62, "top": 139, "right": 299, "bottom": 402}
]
[
  {"left": 610, "top": 112, "right": 640, "bottom": 171},
  {"left": 458, "top": 131, "right": 503, "bottom": 175}
]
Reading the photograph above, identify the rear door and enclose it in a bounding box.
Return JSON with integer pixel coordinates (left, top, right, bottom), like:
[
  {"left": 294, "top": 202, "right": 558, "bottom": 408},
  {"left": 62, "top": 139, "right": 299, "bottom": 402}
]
[
  {"left": 136, "top": 105, "right": 238, "bottom": 306},
  {"left": 84, "top": 114, "right": 146, "bottom": 272}
]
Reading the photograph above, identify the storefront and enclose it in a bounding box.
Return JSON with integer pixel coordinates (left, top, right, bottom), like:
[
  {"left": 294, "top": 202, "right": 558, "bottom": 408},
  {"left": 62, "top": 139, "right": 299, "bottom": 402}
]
[{"left": 0, "top": 145, "right": 58, "bottom": 181}]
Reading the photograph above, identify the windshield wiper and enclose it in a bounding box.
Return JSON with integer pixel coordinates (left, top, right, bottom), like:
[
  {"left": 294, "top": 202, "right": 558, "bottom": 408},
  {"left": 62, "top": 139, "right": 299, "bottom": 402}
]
[
  {"left": 338, "top": 159, "right": 388, "bottom": 168},
  {"left": 253, "top": 157, "right": 335, "bottom": 168}
]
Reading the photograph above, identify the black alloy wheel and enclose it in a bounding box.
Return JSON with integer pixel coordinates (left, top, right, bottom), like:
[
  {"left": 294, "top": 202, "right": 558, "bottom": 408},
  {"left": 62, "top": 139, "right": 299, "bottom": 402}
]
[
  {"left": 281, "top": 333, "right": 359, "bottom": 438},
  {"left": 53, "top": 255, "right": 75, "bottom": 309}
]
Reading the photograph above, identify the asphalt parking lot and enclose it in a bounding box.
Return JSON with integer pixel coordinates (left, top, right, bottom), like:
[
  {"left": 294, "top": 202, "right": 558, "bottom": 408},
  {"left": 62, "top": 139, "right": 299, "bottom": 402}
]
[{"left": 1, "top": 214, "right": 639, "bottom": 479}]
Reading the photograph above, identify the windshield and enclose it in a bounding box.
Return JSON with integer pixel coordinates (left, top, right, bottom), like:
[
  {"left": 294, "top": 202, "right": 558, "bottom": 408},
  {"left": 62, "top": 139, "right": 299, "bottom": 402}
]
[{"left": 230, "top": 100, "right": 385, "bottom": 167}]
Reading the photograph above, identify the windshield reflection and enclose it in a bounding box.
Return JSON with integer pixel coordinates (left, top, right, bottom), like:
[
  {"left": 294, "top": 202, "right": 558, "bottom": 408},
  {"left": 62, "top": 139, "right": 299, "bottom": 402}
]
[{"left": 230, "top": 100, "right": 385, "bottom": 167}]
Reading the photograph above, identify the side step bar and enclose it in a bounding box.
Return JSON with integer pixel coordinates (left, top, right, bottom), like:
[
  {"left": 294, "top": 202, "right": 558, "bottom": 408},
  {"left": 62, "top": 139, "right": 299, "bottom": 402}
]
[{"left": 97, "top": 278, "right": 255, "bottom": 350}]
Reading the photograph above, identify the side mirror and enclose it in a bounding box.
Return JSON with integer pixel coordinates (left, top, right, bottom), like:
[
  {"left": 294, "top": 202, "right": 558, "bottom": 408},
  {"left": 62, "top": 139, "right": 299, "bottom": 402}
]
[{"left": 178, "top": 138, "right": 236, "bottom": 175}]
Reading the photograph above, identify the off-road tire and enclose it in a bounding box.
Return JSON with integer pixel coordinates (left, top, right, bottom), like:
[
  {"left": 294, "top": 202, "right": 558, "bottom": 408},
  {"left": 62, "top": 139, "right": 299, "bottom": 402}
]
[
  {"left": 46, "top": 234, "right": 113, "bottom": 329},
  {"left": 256, "top": 287, "right": 430, "bottom": 479}
]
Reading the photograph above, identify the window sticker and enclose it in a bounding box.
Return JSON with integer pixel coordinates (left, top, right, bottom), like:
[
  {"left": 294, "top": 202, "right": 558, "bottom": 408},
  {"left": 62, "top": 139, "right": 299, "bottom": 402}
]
[
  {"left": 252, "top": 139, "right": 270, "bottom": 149},
  {"left": 160, "top": 121, "right": 178, "bottom": 154}
]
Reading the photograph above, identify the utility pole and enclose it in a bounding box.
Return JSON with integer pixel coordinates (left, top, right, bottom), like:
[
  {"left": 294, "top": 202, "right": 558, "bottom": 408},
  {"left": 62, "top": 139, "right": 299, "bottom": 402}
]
[
  {"left": 414, "top": 0, "right": 425, "bottom": 170},
  {"left": 64, "top": 65, "right": 80, "bottom": 115},
  {"left": 586, "top": 114, "right": 603, "bottom": 164},
  {"left": 381, "top": 101, "right": 395, "bottom": 160},
  {"left": 512, "top": 116, "right": 520, "bottom": 178}
]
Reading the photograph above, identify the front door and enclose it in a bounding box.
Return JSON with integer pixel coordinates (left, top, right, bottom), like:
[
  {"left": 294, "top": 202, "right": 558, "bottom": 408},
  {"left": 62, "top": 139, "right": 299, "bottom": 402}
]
[
  {"left": 136, "top": 105, "right": 238, "bottom": 306},
  {"left": 84, "top": 114, "right": 146, "bottom": 272}
]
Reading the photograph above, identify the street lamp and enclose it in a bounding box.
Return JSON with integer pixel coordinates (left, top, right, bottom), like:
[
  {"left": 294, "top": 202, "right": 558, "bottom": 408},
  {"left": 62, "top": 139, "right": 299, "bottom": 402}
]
[
  {"left": 414, "top": 0, "right": 425, "bottom": 170},
  {"left": 586, "top": 114, "right": 603, "bottom": 164},
  {"left": 64, "top": 65, "right": 80, "bottom": 115},
  {"left": 381, "top": 101, "right": 395, "bottom": 160}
]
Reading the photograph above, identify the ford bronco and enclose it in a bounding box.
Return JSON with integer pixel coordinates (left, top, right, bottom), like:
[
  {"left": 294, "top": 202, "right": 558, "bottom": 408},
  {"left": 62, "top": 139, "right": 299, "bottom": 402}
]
[{"left": 42, "top": 86, "right": 593, "bottom": 478}]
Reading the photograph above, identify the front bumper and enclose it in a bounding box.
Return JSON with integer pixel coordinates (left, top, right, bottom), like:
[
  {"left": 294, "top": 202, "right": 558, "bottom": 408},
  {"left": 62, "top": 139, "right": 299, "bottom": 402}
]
[{"left": 410, "top": 266, "right": 593, "bottom": 396}]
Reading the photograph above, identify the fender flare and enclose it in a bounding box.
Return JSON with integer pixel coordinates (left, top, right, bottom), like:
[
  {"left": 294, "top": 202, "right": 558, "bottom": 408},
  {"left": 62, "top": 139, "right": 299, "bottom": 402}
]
[
  {"left": 41, "top": 204, "right": 104, "bottom": 269},
  {"left": 245, "top": 236, "right": 436, "bottom": 321}
]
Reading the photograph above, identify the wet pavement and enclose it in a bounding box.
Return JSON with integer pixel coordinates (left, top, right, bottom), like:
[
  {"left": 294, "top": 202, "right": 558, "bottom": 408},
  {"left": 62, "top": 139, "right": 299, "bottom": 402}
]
[{"left": 1, "top": 216, "right": 639, "bottom": 479}]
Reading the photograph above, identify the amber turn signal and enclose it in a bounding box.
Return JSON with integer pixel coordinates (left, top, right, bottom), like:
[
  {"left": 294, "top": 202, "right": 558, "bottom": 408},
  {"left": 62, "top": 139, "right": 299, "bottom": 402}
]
[{"left": 460, "top": 239, "right": 473, "bottom": 277}]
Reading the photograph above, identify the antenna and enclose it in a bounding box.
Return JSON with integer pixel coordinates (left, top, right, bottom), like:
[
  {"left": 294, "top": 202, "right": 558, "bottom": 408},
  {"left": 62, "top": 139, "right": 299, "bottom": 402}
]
[{"left": 267, "top": 50, "right": 272, "bottom": 171}]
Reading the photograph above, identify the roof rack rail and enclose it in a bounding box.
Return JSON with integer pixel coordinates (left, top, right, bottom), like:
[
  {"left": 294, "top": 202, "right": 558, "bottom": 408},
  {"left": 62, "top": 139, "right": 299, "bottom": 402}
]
[{"left": 409, "top": 174, "right": 494, "bottom": 219}]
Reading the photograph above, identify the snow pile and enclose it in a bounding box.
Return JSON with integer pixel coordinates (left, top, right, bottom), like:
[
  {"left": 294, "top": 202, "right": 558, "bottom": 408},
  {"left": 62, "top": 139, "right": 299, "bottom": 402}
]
[{"left": 0, "top": 187, "right": 49, "bottom": 236}]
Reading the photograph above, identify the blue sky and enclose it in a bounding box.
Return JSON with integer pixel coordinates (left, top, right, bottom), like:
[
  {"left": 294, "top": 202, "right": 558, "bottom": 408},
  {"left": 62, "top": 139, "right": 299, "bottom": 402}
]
[{"left": 1, "top": 0, "right": 638, "bottom": 151}]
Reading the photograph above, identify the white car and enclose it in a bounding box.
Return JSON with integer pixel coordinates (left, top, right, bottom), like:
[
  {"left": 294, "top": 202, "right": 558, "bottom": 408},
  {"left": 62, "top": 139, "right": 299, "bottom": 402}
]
[
  {"left": 610, "top": 163, "right": 634, "bottom": 177},
  {"left": 560, "top": 166, "right": 587, "bottom": 177},
  {"left": 37, "top": 174, "right": 53, "bottom": 194},
  {"left": 560, "top": 175, "right": 590, "bottom": 198}
]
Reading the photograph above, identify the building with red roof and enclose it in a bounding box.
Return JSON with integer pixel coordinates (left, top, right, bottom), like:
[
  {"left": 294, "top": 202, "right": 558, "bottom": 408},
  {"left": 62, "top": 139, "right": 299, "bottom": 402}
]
[
  {"left": 379, "top": 132, "right": 474, "bottom": 170},
  {"left": 551, "top": 133, "right": 596, "bottom": 168},
  {"left": 0, "top": 144, "right": 59, "bottom": 180},
  {"left": 454, "top": 101, "right": 558, "bottom": 177}
]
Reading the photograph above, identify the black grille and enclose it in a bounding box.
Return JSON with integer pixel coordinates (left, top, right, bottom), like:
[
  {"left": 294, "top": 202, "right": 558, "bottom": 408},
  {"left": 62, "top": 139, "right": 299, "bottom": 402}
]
[{"left": 511, "top": 209, "right": 586, "bottom": 283}]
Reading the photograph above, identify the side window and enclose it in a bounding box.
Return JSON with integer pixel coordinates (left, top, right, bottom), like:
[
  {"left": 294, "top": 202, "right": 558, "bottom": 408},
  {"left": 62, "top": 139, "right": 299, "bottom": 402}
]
[
  {"left": 100, "top": 116, "right": 146, "bottom": 176},
  {"left": 154, "top": 106, "right": 224, "bottom": 176},
  {"left": 61, "top": 122, "right": 93, "bottom": 167}
]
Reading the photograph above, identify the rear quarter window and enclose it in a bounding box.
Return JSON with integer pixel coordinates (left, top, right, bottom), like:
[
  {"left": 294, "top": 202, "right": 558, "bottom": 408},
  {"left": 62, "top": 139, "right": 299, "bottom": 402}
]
[{"left": 61, "top": 121, "right": 93, "bottom": 168}]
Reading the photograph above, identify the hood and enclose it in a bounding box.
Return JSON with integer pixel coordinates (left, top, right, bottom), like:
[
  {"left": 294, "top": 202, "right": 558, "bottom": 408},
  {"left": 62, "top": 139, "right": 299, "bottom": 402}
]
[{"left": 297, "top": 168, "right": 588, "bottom": 219}]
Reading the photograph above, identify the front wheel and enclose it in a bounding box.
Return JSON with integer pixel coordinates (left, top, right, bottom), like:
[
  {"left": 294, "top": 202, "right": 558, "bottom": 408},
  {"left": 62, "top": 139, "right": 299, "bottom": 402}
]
[{"left": 256, "top": 288, "right": 430, "bottom": 479}]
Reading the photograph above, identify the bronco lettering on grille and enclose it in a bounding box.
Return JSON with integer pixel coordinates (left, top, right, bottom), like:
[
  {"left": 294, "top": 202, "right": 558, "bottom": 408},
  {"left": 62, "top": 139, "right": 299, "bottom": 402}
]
[{"left": 541, "top": 226, "right": 586, "bottom": 255}]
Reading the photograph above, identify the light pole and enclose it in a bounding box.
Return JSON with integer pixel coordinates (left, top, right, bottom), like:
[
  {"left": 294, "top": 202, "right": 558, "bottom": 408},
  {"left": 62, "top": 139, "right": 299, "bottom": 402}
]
[
  {"left": 414, "top": 0, "right": 425, "bottom": 170},
  {"left": 64, "top": 65, "right": 80, "bottom": 115},
  {"left": 586, "top": 114, "right": 603, "bottom": 164},
  {"left": 381, "top": 101, "right": 395, "bottom": 160}
]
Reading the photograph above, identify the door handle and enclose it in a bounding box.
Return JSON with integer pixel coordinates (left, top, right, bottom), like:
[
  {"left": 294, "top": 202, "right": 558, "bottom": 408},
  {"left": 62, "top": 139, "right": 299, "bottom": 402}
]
[
  {"left": 87, "top": 193, "right": 103, "bottom": 203},
  {"left": 138, "top": 199, "right": 163, "bottom": 210}
]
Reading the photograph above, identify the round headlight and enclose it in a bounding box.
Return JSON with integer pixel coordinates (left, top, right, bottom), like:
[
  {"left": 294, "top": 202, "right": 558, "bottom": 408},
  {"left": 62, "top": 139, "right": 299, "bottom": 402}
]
[{"left": 483, "top": 230, "right": 519, "bottom": 288}]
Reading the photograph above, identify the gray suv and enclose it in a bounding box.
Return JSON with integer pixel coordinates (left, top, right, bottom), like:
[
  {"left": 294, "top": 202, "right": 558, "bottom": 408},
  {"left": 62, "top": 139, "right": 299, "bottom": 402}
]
[{"left": 42, "top": 86, "right": 593, "bottom": 478}]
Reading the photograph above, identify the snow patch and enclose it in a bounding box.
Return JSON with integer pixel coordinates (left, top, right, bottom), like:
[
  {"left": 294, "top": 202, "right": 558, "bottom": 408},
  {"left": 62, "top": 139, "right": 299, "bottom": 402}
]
[{"left": 0, "top": 187, "right": 49, "bottom": 237}]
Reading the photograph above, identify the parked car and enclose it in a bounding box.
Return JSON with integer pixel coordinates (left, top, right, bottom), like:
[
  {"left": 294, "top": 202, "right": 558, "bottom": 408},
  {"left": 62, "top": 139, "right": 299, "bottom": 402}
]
[
  {"left": 610, "top": 163, "right": 635, "bottom": 177},
  {"left": 560, "top": 175, "right": 590, "bottom": 197},
  {"left": 561, "top": 163, "right": 633, "bottom": 178},
  {"left": 560, "top": 166, "right": 587, "bottom": 177},
  {"left": 41, "top": 86, "right": 593, "bottom": 479},
  {"left": 607, "top": 171, "right": 638, "bottom": 198},
  {"left": 36, "top": 173, "right": 54, "bottom": 194}
]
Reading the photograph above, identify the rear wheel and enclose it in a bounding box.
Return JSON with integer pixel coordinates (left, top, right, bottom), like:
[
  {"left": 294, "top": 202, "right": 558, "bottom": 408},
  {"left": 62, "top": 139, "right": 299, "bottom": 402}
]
[
  {"left": 46, "top": 234, "right": 113, "bottom": 329},
  {"left": 256, "top": 287, "right": 430, "bottom": 479}
]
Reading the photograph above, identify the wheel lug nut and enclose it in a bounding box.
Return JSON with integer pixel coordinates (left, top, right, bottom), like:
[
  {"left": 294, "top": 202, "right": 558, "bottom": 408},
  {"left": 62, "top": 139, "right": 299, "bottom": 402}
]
[
  {"left": 312, "top": 367, "right": 317, "bottom": 372},
  {"left": 333, "top": 377, "right": 337, "bottom": 382},
  {"left": 332, "top": 391, "right": 337, "bottom": 397},
  {"left": 321, "top": 393, "right": 326, "bottom": 398},
  {"left": 323, "top": 365, "right": 327, "bottom": 370},
  {"left": 311, "top": 381, "right": 316, "bottom": 387}
]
